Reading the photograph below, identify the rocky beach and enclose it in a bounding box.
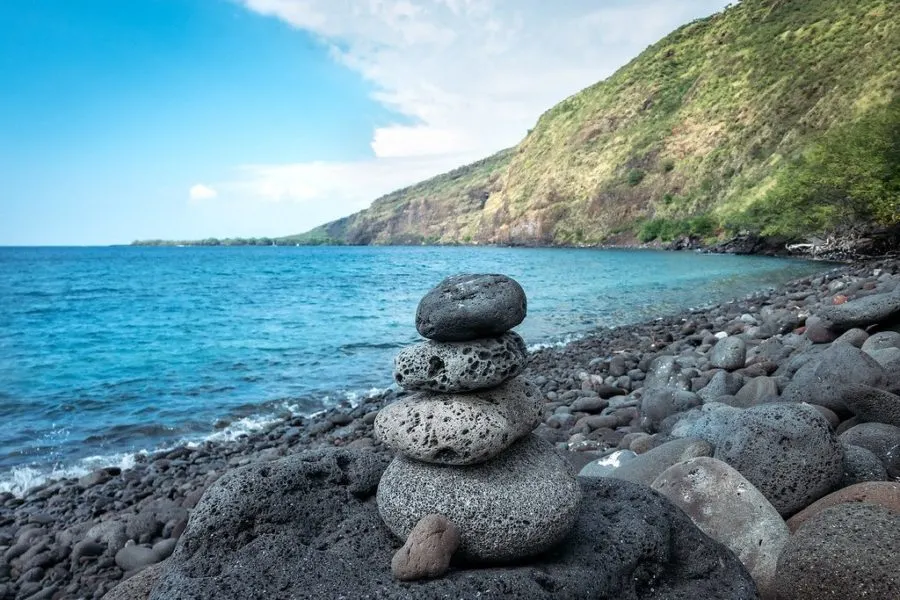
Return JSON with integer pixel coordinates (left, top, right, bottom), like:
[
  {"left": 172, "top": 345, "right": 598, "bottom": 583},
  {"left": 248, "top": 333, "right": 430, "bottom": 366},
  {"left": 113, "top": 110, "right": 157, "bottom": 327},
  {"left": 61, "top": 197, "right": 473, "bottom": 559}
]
[{"left": 1, "top": 254, "right": 899, "bottom": 600}]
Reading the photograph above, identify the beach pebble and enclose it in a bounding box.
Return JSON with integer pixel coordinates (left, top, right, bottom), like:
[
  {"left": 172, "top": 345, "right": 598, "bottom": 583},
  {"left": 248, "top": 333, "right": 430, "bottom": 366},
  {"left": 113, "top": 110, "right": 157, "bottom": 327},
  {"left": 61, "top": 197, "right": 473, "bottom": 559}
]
[
  {"left": 774, "top": 503, "right": 900, "bottom": 599},
  {"left": 377, "top": 434, "right": 581, "bottom": 561},
  {"left": 839, "top": 422, "right": 900, "bottom": 478},
  {"left": 786, "top": 481, "right": 900, "bottom": 533},
  {"left": 734, "top": 376, "right": 779, "bottom": 406},
  {"left": 803, "top": 315, "right": 837, "bottom": 343},
  {"left": 415, "top": 274, "right": 526, "bottom": 341},
  {"left": 840, "top": 383, "right": 900, "bottom": 427},
  {"left": 114, "top": 543, "right": 159, "bottom": 572},
  {"left": 833, "top": 328, "right": 869, "bottom": 347},
  {"left": 698, "top": 370, "right": 744, "bottom": 403},
  {"left": 861, "top": 331, "right": 900, "bottom": 354},
  {"left": 393, "top": 332, "right": 527, "bottom": 392},
  {"left": 709, "top": 336, "right": 746, "bottom": 370},
  {"left": 651, "top": 457, "right": 788, "bottom": 600},
  {"left": 816, "top": 289, "right": 900, "bottom": 330},
  {"left": 391, "top": 514, "right": 460, "bottom": 581},
  {"left": 374, "top": 377, "right": 542, "bottom": 465}
]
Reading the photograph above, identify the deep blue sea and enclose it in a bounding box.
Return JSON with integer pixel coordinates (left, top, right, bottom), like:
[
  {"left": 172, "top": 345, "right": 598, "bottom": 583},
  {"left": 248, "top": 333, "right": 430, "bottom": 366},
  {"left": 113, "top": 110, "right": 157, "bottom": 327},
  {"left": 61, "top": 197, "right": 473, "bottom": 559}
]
[{"left": 0, "top": 246, "right": 827, "bottom": 494}]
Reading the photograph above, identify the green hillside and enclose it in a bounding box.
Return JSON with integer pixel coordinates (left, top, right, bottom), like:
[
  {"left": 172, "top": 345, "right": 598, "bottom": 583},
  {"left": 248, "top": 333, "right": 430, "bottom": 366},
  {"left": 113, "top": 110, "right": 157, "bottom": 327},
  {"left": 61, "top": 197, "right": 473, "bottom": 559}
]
[{"left": 291, "top": 0, "right": 899, "bottom": 247}]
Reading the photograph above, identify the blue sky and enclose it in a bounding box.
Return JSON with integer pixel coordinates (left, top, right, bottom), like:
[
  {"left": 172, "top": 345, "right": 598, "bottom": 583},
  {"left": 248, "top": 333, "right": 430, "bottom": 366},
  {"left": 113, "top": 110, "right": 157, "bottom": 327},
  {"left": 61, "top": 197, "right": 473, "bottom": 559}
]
[{"left": 1, "top": 0, "right": 729, "bottom": 245}]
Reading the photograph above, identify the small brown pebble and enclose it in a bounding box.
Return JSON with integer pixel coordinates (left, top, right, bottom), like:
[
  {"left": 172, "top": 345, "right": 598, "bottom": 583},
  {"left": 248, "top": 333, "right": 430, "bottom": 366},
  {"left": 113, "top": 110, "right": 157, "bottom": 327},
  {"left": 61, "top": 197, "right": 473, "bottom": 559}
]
[{"left": 391, "top": 514, "right": 460, "bottom": 581}]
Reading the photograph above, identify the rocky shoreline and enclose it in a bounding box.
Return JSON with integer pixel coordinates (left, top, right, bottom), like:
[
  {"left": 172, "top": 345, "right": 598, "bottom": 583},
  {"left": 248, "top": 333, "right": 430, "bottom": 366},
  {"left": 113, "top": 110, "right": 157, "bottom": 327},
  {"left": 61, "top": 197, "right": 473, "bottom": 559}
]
[{"left": 2, "top": 256, "right": 899, "bottom": 599}]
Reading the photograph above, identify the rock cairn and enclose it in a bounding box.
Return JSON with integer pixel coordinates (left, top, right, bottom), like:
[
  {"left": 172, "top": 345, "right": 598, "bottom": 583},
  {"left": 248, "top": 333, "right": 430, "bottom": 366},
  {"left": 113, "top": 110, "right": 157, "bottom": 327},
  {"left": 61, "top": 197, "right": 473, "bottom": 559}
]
[{"left": 375, "top": 274, "right": 582, "bottom": 579}]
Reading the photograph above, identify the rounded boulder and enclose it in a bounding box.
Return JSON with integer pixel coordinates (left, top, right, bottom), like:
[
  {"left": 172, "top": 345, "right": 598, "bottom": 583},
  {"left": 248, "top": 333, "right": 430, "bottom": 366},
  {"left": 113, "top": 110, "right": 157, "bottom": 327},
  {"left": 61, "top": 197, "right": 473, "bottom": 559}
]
[
  {"left": 373, "top": 377, "right": 542, "bottom": 465},
  {"left": 839, "top": 422, "right": 900, "bottom": 478},
  {"left": 774, "top": 503, "right": 900, "bottom": 599},
  {"left": 651, "top": 457, "right": 788, "bottom": 600},
  {"left": 393, "top": 332, "right": 527, "bottom": 393},
  {"left": 415, "top": 274, "right": 526, "bottom": 342},
  {"left": 377, "top": 434, "right": 581, "bottom": 562}
]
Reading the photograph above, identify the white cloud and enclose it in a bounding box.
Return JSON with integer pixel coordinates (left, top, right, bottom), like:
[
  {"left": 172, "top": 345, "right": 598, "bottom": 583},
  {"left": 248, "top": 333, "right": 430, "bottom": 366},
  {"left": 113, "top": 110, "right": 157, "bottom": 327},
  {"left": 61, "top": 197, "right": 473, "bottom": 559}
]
[
  {"left": 189, "top": 184, "right": 218, "bottom": 201},
  {"left": 217, "top": 0, "right": 730, "bottom": 232}
]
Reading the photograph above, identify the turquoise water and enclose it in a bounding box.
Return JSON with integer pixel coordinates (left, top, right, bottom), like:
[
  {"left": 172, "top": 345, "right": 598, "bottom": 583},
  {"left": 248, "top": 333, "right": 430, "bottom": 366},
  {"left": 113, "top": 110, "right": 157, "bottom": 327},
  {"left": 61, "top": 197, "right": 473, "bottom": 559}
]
[{"left": 0, "top": 246, "right": 825, "bottom": 492}]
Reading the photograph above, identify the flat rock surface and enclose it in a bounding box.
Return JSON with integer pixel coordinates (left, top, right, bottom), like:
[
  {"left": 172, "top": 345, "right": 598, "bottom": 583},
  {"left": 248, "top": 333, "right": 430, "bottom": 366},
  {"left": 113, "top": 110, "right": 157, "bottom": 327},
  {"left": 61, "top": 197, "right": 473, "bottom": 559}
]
[
  {"left": 150, "top": 448, "right": 758, "bottom": 600},
  {"left": 377, "top": 434, "right": 581, "bottom": 561},
  {"left": 393, "top": 332, "right": 527, "bottom": 393},
  {"left": 415, "top": 274, "right": 527, "bottom": 342},
  {"left": 774, "top": 503, "right": 900, "bottom": 600},
  {"left": 374, "top": 377, "right": 543, "bottom": 465}
]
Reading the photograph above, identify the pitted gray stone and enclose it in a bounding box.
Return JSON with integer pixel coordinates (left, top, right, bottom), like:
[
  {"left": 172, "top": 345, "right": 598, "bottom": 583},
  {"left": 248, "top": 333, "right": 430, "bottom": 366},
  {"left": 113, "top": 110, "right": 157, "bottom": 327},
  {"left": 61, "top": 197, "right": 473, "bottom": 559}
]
[
  {"left": 816, "top": 289, "right": 900, "bottom": 331},
  {"left": 393, "top": 332, "right": 527, "bottom": 392},
  {"left": 709, "top": 336, "right": 747, "bottom": 370},
  {"left": 374, "top": 377, "right": 543, "bottom": 465},
  {"left": 377, "top": 434, "right": 581, "bottom": 562},
  {"left": 862, "top": 331, "right": 900, "bottom": 354},
  {"left": 781, "top": 343, "right": 885, "bottom": 411},
  {"left": 415, "top": 274, "right": 527, "bottom": 342},
  {"left": 840, "top": 383, "right": 900, "bottom": 427}
]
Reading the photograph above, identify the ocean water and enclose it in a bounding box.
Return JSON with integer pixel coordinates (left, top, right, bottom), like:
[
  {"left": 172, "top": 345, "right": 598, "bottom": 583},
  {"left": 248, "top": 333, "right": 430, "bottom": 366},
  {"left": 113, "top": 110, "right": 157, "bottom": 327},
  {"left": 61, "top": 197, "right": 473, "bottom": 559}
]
[{"left": 0, "top": 246, "right": 826, "bottom": 494}]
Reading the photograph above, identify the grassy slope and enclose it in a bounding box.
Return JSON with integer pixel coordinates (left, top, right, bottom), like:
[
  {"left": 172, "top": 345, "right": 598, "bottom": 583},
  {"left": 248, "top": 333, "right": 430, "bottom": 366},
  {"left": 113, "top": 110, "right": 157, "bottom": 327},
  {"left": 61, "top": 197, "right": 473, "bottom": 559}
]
[{"left": 292, "top": 0, "right": 899, "bottom": 246}]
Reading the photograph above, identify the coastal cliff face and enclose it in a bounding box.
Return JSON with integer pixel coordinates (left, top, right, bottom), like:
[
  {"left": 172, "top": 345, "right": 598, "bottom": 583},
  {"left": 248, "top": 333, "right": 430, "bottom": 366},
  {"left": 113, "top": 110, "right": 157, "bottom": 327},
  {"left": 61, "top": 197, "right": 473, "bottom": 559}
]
[{"left": 288, "top": 0, "right": 899, "bottom": 248}]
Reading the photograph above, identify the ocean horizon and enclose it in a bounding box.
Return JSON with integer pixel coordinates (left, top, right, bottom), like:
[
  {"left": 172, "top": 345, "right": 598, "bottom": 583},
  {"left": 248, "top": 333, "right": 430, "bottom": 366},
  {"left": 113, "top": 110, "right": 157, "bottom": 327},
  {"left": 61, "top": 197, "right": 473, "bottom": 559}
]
[{"left": 0, "top": 245, "right": 828, "bottom": 495}]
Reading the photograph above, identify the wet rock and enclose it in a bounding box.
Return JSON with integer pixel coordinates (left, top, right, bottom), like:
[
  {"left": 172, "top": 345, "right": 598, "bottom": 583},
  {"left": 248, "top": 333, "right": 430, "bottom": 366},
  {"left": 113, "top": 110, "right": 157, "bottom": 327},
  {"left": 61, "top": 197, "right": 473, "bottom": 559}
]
[
  {"left": 378, "top": 435, "right": 580, "bottom": 562},
  {"left": 416, "top": 274, "right": 526, "bottom": 342},
  {"left": 652, "top": 457, "right": 787, "bottom": 600},
  {"left": 393, "top": 332, "right": 527, "bottom": 392},
  {"left": 774, "top": 503, "right": 900, "bottom": 599},
  {"left": 374, "top": 378, "right": 542, "bottom": 465},
  {"left": 391, "top": 514, "right": 460, "bottom": 581}
]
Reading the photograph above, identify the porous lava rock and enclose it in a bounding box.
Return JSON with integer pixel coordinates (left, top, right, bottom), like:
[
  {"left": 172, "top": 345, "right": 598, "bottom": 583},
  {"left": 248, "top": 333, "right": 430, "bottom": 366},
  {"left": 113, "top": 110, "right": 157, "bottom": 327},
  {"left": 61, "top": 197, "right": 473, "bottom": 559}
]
[
  {"left": 651, "top": 457, "right": 788, "bottom": 600},
  {"left": 149, "top": 449, "right": 758, "bottom": 600},
  {"left": 781, "top": 343, "right": 885, "bottom": 411},
  {"left": 774, "top": 503, "right": 900, "bottom": 600},
  {"left": 709, "top": 336, "right": 747, "bottom": 370},
  {"left": 840, "top": 383, "right": 900, "bottom": 427},
  {"left": 785, "top": 481, "right": 900, "bottom": 533},
  {"left": 373, "top": 378, "right": 543, "bottom": 465},
  {"left": 816, "top": 289, "right": 900, "bottom": 331},
  {"left": 391, "top": 514, "right": 460, "bottom": 581},
  {"left": 673, "top": 403, "right": 843, "bottom": 516},
  {"left": 393, "top": 332, "right": 527, "bottom": 393},
  {"left": 839, "top": 422, "right": 900, "bottom": 478},
  {"left": 377, "top": 435, "right": 581, "bottom": 561},
  {"left": 841, "top": 443, "right": 889, "bottom": 486},
  {"left": 415, "top": 274, "right": 526, "bottom": 342}
]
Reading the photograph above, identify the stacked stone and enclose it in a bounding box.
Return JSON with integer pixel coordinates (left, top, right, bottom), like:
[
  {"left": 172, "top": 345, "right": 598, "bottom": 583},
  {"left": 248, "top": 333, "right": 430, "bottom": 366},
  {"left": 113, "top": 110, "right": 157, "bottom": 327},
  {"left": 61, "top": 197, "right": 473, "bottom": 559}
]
[{"left": 374, "top": 274, "right": 582, "bottom": 578}]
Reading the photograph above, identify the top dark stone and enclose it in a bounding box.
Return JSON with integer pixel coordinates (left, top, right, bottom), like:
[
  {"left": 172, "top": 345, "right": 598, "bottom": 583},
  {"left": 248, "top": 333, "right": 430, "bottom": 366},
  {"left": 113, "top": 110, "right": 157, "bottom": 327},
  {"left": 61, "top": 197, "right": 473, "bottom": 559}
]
[{"left": 416, "top": 274, "right": 527, "bottom": 341}]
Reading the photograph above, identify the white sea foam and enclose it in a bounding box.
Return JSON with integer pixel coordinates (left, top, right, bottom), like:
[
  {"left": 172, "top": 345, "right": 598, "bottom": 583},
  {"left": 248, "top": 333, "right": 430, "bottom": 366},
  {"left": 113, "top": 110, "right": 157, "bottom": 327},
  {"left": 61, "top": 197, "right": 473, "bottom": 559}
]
[
  {"left": 0, "top": 386, "right": 397, "bottom": 498},
  {"left": 527, "top": 334, "right": 584, "bottom": 352}
]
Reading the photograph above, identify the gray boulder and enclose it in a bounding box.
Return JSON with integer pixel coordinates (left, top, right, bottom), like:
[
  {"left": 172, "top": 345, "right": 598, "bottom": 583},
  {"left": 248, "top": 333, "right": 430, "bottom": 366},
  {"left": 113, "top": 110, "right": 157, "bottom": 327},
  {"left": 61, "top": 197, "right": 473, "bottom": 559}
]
[
  {"left": 415, "top": 274, "right": 526, "bottom": 341},
  {"left": 377, "top": 434, "right": 580, "bottom": 562},
  {"left": 673, "top": 403, "right": 843, "bottom": 516},
  {"left": 781, "top": 343, "right": 885, "bottom": 412},
  {"left": 709, "top": 337, "right": 747, "bottom": 370},
  {"left": 604, "top": 438, "right": 713, "bottom": 486},
  {"left": 150, "top": 449, "right": 758, "bottom": 599},
  {"left": 578, "top": 449, "right": 637, "bottom": 478},
  {"left": 817, "top": 289, "right": 900, "bottom": 331},
  {"left": 373, "top": 377, "right": 542, "bottom": 465},
  {"left": 840, "top": 383, "right": 900, "bottom": 427},
  {"left": 652, "top": 457, "right": 788, "bottom": 600},
  {"left": 698, "top": 370, "right": 745, "bottom": 403},
  {"left": 774, "top": 503, "right": 900, "bottom": 599},
  {"left": 861, "top": 331, "right": 900, "bottom": 354},
  {"left": 393, "top": 332, "right": 527, "bottom": 392},
  {"left": 640, "top": 388, "right": 702, "bottom": 433},
  {"left": 734, "top": 377, "right": 779, "bottom": 407},
  {"left": 841, "top": 443, "right": 889, "bottom": 486},
  {"left": 839, "top": 422, "right": 900, "bottom": 478},
  {"left": 643, "top": 356, "right": 691, "bottom": 391}
]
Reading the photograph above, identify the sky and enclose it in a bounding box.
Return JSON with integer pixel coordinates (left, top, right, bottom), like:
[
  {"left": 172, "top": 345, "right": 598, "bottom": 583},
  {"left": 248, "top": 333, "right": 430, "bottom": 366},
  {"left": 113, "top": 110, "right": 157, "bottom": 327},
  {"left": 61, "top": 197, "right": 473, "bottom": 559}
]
[{"left": 0, "top": 0, "right": 731, "bottom": 245}]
